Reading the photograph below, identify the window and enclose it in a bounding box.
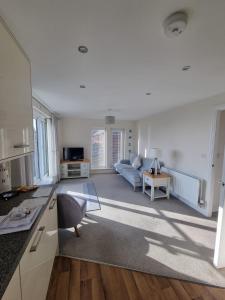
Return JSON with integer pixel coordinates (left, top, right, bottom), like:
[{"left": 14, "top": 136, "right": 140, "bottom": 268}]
[
  {"left": 38, "top": 118, "right": 49, "bottom": 176},
  {"left": 91, "top": 129, "right": 106, "bottom": 169},
  {"left": 33, "top": 117, "right": 49, "bottom": 181},
  {"left": 33, "top": 119, "right": 39, "bottom": 179},
  {"left": 111, "top": 129, "right": 124, "bottom": 165}
]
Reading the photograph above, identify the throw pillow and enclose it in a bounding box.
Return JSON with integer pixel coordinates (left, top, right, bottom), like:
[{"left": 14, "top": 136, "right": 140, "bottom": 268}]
[{"left": 132, "top": 156, "right": 141, "bottom": 169}]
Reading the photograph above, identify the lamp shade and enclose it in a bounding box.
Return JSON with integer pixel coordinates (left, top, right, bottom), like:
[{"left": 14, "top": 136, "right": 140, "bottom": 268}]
[
  {"left": 149, "top": 148, "right": 160, "bottom": 158},
  {"left": 105, "top": 115, "right": 115, "bottom": 125}
]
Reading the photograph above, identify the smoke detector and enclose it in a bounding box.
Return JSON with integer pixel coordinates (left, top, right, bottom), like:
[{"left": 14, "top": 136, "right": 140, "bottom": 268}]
[{"left": 163, "top": 11, "right": 188, "bottom": 38}]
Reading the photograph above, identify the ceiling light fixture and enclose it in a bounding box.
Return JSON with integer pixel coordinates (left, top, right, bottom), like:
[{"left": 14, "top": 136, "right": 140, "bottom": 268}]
[
  {"left": 163, "top": 11, "right": 188, "bottom": 38},
  {"left": 80, "top": 84, "right": 86, "bottom": 88},
  {"left": 105, "top": 109, "right": 116, "bottom": 125},
  {"left": 105, "top": 116, "right": 115, "bottom": 125},
  {"left": 78, "top": 45, "right": 88, "bottom": 54},
  {"left": 182, "top": 65, "right": 191, "bottom": 71}
]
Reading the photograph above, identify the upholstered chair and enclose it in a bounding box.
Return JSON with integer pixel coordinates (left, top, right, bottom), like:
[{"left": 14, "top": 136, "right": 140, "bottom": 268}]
[{"left": 57, "top": 193, "right": 86, "bottom": 237}]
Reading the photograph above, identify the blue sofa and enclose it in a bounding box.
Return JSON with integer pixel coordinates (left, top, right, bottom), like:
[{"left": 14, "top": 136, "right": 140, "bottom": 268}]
[{"left": 114, "top": 156, "right": 157, "bottom": 191}]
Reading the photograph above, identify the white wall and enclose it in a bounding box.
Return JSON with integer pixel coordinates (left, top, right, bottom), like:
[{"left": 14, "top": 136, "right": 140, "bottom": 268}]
[
  {"left": 136, "top": 93, "right": 225, "bottom": 216},
  {"left": 59, "top": 117, "right": 136, "bottom": 168}
]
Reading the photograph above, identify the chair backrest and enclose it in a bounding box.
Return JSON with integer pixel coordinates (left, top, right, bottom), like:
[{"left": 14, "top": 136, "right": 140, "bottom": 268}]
[{"left": 57, "top": 193, "right": 86, "bottom": 228}]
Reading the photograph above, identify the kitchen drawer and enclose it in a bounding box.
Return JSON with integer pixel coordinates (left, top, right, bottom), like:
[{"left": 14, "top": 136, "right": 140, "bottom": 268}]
[
  {"left": 2, "top": 266, "right": 21, "bottom": 300},
  {"left": 20, "top": 195, "right": 58, "bottom": 300},
  {"left": 46, "top": 194, "right": 58, "bottom": 231},
  {"left": 20, "top": 197, "right": 58, "bottom": 275},
  {"left": 20, "top": 213, "right": 48, "bottom": 275},
  {"left": 20, "top": 258, "right": 54, "bottom": 300}
]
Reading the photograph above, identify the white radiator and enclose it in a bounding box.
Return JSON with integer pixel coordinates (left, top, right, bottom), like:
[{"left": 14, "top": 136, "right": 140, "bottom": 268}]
[{"left": 161, "top": 167, "right": 204, "bottom": 208}]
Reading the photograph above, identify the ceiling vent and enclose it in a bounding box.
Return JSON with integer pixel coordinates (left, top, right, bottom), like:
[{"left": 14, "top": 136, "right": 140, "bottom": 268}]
[{"left": 163, "top": 11, "right": 188, "bottom": 38}]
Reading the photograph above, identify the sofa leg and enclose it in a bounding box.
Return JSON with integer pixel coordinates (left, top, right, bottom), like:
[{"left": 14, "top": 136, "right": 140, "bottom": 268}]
[{"left": 74, "top": 226, "right": 80, "bottom": 237}]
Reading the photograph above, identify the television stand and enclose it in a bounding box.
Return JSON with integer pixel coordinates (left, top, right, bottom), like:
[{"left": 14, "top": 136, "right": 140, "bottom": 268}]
[{"left": 60, "top": 159, "right": 90, "bottom": 179}]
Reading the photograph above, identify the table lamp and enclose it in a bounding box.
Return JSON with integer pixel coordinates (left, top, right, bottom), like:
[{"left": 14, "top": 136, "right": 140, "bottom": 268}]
[{"left": 149, "top": 148, "right": 161, "bottom": 175}]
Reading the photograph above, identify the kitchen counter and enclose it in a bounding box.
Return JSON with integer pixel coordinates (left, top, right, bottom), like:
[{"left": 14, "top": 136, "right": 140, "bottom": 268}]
[{"left": 0, "top": 185, "right": 55, "bottom": 299}]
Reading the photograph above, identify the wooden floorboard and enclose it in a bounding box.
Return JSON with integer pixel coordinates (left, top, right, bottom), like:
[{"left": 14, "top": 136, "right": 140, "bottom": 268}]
[{"left": 46, "top": 256, "right": 225, "bottom": 300}]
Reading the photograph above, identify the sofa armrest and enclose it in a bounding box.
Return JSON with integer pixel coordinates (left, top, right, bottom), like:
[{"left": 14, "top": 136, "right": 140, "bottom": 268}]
[{"left": 119, "top": 159, "right": 131, "bottom": 165}]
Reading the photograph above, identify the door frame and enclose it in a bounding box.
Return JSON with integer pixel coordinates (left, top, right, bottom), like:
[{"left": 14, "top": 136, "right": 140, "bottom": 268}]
[
  {"left": 208, "top": 104, "right": 225, "bottom": 268},
  {"left": 90, "top": 128, "right": 107, "bottom": 170},
  {"left": 109, "top": 128, "right": 125, "bottom": 167},
  {"left": 208, "top": 104, "right": 225, "bottom": 215}
]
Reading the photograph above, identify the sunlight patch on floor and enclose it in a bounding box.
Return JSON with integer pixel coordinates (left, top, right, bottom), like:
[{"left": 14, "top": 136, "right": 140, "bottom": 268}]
[{"left": 98, "top": 196, "right": 160, "bottom": 214}]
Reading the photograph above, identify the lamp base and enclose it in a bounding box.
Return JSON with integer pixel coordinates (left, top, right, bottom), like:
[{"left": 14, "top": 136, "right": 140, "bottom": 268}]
[
  {"left": 150, "top": 168, "right": 161, "bottom": 175},
  {"left": 149, "top": 158, "right": 161, "bottom": 175}
]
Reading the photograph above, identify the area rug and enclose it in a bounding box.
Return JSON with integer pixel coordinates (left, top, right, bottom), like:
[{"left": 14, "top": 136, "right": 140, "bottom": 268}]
[{"left": 58, "top": 174, "right": 225, "bottom": 287}]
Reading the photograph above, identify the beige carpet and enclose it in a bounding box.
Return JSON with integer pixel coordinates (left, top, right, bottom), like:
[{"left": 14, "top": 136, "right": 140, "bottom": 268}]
[{"left": 58, "top": 174, "right": 225, "bottom": 287}]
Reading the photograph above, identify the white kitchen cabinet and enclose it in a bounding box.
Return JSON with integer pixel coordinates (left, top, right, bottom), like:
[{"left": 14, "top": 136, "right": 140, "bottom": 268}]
[
  {"left": 0, "top": 17, "right": 33, "bottom": 162},
  {"left": 20, "top": 194, "right": 58, "bottom": 300},
  {"left": 20, "top": 258, "right": 54, "bottom": 300},
  {"left": 2, "top": 266, "right": 21, "bottom": 300}
]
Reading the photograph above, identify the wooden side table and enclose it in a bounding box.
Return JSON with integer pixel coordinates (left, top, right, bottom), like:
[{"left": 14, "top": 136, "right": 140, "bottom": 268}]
[{"left": 142, "top": 171, "right": 170, "bottom": 201}]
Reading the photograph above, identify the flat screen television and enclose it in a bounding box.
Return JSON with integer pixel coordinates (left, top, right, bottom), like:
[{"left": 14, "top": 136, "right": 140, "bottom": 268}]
[{"left": 63, "top": 147, "right": 84, "bottom": 161}]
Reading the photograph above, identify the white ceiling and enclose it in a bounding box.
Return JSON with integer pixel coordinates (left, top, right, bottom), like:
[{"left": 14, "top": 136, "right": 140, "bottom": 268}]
[{"left": 1, "top": 0, "right": 225, "bottom": 120}]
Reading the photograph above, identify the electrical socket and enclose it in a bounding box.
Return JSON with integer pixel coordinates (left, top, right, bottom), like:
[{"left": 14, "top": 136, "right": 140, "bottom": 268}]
[{"left": 0, "top": 162, "right": 11, "bottom": 193}]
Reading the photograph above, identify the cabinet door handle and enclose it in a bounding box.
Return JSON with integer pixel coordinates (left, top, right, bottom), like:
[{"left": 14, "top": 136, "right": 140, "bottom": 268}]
[
  {"left": 49, "top": 198, "right": 57, "bottom": 210},
  {"left": 14, "top": 144, "right": 30, "bottom": 149},
  {"left": 30, "top": 226, "right": 45, "bottom": 252}
]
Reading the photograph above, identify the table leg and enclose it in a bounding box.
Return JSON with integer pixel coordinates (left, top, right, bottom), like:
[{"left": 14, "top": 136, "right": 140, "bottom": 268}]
[
  {"left": 142, "top": 176, "right": 145, "bottom": 193},
  {"left": 166, "top": 181, "right": 170, "bottom": 199},
  {"left": 151, "top": 185, "right": 154, "bottom": 201}
]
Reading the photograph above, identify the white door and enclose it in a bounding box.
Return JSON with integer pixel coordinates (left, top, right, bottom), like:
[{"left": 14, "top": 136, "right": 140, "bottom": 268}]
[
  {"left": 214, "top": 144, "right": 225, "bottom": 268},
  {"left": 210, "top": 111, "right": 225, "bottom": 213}
]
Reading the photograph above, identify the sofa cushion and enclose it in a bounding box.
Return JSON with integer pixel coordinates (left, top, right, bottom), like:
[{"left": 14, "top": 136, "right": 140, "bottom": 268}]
[
  {"left": 132, "top": 155, "right": 141, "bottom": 169},
  {"left": 130, "top": 153, "right": 138, "bottom": 165},
  {"left": 119, "top": 159, "right": 130, "bottom": 165},
  {"left": 114, "top": 162, "right": 133, "bottom": 173},
  {"left": 140, "top": 158, "right": 153, "bottom": 171},
  {"left": 121, "top": 168, "right": 142, "bottom": 184}
]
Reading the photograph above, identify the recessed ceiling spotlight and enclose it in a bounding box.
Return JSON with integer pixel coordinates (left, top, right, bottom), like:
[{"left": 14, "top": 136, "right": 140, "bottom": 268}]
[
  {"left": 146, "top": 92, "right": 151, "bottom": 95},
  {"left": 80, "top": 85, "right": 86, "bottom": 88},
  {"left": 182, "top": 65, "right": 191, "bottom": 71},
  {"left": 78, "top": 45, "right": 88, "bottom": 54}
]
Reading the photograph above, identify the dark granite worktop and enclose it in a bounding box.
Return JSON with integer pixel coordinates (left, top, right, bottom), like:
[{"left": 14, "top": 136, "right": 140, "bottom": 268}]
[{"left": 0, "top": 185, "right": 55, "bottom": 299}]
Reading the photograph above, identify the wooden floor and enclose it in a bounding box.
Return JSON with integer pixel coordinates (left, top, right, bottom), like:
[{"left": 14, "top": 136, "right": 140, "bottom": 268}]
[{"left": 47, "top": 256, "right": 225, "bottom": 300}]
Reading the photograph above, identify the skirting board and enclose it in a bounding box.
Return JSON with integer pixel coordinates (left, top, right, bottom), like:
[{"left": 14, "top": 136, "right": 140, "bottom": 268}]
[
  {"left": 91, "top": 168, "right": 115, "bottom": 175},
  {"left": 170, "top": 190, "right": 208, "bottom": 217}
]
